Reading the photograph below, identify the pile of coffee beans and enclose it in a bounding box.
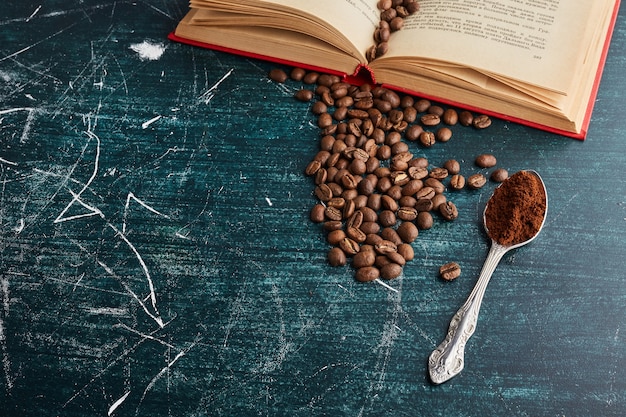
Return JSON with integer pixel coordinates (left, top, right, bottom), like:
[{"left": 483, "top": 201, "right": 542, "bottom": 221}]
[
  {"left": 369, "top": 0, "right": 420, "bottom": 61},
  {"left": 268, "top": 67, "right": 509, "bottom": 283}
]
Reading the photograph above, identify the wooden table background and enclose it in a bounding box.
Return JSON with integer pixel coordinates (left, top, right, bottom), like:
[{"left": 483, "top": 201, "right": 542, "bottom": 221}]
[{"left": 1, "top": 1, "right": 626, "bottom": 416}]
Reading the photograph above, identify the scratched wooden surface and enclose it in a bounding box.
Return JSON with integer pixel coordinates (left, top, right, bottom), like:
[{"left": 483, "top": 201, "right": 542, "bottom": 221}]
[{"left": 1, "top": 1, "right": 626, "bottom": 416}]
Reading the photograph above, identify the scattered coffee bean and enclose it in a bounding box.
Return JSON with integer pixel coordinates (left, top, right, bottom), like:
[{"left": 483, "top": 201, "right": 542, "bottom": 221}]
[
  {"left": 380, "top": 262, "right": 403, "bottom": 279},
  {"left": 439, "top": 262, "right": 461, "bottom": 281},
  {"left": 269, "top": 68, "right": 288, "bottom": 83},
  {"left": 475, "top": 153, "right": 497, "bottom": 168},
  {"left": 449, "top": 174, "right": 466, "bottom": 190},
  {"left": 459, "top": 111, "right": 474, "bottom": 126},
  {"left": 356, "top": 266, "right": 380, "bottom": 282},
  {"left": 328, "top": 247, "right": 347, "bottom": 266},
  {"left": 439, "top": 201, "right": 458, "bottom": 221},
  {"left": 295, "top": 89, "right": 314, "bottom": 102},
  {"left": 416, "top": 211, "right": 433, "bottom": 230},
  {"left": 491, "top": 168, "right": 509, "bottom": 182},
  {"left": 467, "top": 173, "right": 487, "bottom": 189},
  {"left": 442, "top": 108, "right": 458, "bottom": 125},
  {"left": 268, "top": 67, "right": 500, "bottom": 285},
  {"left": 443, "top": 159, "right": 460, "bottom": 175},
  {"left": 473, "top": 114, "right": 492, "bottom": 129}
]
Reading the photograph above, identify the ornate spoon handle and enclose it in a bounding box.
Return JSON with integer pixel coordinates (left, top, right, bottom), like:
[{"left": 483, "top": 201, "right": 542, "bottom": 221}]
[{"left": 428, "top": 242, "right": 509, "bottom": 384}]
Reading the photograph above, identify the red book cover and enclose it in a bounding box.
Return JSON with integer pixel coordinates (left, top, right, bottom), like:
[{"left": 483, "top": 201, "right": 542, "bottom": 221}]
[{"left": 168, "top": 0, "right": 621, "bottom": 140}]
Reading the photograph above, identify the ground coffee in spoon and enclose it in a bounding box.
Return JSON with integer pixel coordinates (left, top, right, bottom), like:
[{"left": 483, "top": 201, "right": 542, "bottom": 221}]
[{"left": 484, "top": 170, "right": 546, "bottom": 246}]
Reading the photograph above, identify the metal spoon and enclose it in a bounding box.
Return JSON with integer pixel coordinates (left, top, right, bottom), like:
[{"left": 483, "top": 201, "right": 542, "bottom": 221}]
[{"left": 428, "top": 170, "right": 547, "bottom": 385}]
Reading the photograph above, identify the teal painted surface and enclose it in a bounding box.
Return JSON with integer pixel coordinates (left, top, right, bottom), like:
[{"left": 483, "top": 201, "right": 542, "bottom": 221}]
[{"left": 1, "top": 1, "right": 626, "bottom": 416}]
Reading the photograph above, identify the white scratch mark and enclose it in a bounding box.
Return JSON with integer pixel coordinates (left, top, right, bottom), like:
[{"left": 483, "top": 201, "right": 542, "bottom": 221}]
[
  {"left": 115, "top": 324, "right": 175, "bottom": 349},
  {"left": 129, "top": 41, "right": 166, "bottom": 61},
  {"left": 0, "top": 157, "right": 18, "bottom": 166},
  {"left": 96, "top": 259, "right": 163, "bottom": 328},
  {"left": 122, "top": 192, "right": 169, "bottom": 234},
  {"left": 141, "top": 115, "right": 162, "bottom": 129},
  {"left": 54, "top": 130, "right": 103, "bottom": 224},
  {"left": 108, "top": 224, "right": 163, "bottom": 328},
  {"left": 20, "top": 108, "right": 36, "bottom": 143},
  {"left": 0, "top": 107, "right": 34, "bottom": 115},
  {"left": 198, "top": 68, "right": 234, "bottom": 104},
  {"left": 374, "top": 279, "right": 399, "bottom": 293},
  {"left": 107, "top": 391, "right": 131, "bottom": 416},
  {"left": 0, "top": 277, "right": 13, "bottom": 393},
  {"left": 136, "top": 343, "right": 197, "bottom": 411},
  {"left": 265, "top": 197, "right": 273, "bottom": 206},
  {"left": 0, "top": 22, "right": 79, "bottom": 63},
  {"left": 26, "top": 5, "right": 42, "bottom": 22}
]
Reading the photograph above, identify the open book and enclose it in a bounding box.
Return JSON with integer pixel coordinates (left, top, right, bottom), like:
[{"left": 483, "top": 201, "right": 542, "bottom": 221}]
[{"left": 169, "top": 0, "right": 621, "bottom": 139}]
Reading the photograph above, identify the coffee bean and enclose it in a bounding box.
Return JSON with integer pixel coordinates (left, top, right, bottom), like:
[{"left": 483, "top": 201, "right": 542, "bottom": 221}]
[
  {"left": 427, "top": 105, "right": 445, "bottom": 116},
  {"left": 324, "top": 206, "right": 343, "bottom": 221},
  {"left": 310, "top": 204, "right": 325, "bottom": 223},
  {"left": 303, "top": 71, "right": 320, "bottom": 84},
  {"left": 467, "top": 173, "right": 487, "bottom": 189},
  {"left": 314, "top": 183, "right": 333, "bottom": 201},
  {"left": 397, "top": 206, "right": 418, "bottom": 221},
  {"left": 378, "top": 209, "right": 397, "bottom": 227},
  {"left": 397, "top": 243, "right": 414, "bottom": 261},
  {"left": 429, "top": 167, "right": 448, "bottom": 180},
  {"left": 473, "top": 114, "right": 492, "bottom": 129},
  {"left": 327, "top": 228, "right": 346, "bottom": 244},
  {"left": 414, "top": 99, "right": 431, "bottom": 112},
  {"left": 269, "top": 68, "right": 288, "bottom": 83},
  {"left": 324, "top": 221, "right": 343, "bottom": 232},
  {"left": 405, "top": 125, "right": 423, "bottom": 141},
  {"left": 360, "top": 221, "right": 380, "bottom": 235},
  {"left": 416, "top": 186, "right": 436, "bottom": 200},
  {"left": 415, "top": 198, "right": 433, "bottom": 212},
  {"left": 475, "top": 153, "right": 497, "bottom": 168},
  {"left": 436, "top": 127, "right": 452, "bottom": 142},
  {"left": 408, "top": 166, "right": 429, "bottom": 180},
  {"left": 389, "top": 16, "right": 404, "bottom": 32},
  {"left": 353, "top": 250, "right": 376, "bottom": 268},
  {"left": 295, "top": 89, "right": 314, "bottom": 102},
  {"left": 419, "top": 131, "right": 436, "bottom": 147},
  {"left": 305, "top": 159, "right": 322, "bottom": 176},
  {"left": 339, "top": 237, "right": 361, "bottom": 255},
  {"left": 443, "top": 159, "right": 460, "bottom": 175},
  {"left": 328, "top": 247, "right": 347, "bottom": 266},
  {"left": 375, "top": 240, "right": 397, "bottom": 254},
  {"left": 386, "top": 251, "right": 406, "bottom": 267},
  {"left": 442, "top": 108, "right": 458, "bottom": 125},
  {"left": 439, "top": 201, "right": 458, "bottom": 221},
  {"left": 491, "top": 168, "right": 509, "bottom": 182},
  {"left": 416, "top": 211, "right": 433, "bottom": 230},
  {"left": 380, "top": 262, "right": 403, "bottom": 279},
  {"left": 381, "top": 227, "right": 403, "bottom": 246},
  {"left": 449, "top": 174, "right": 465, "bottom": 190},
  {"left": 459, "top": 110, "right": 474, "bottom": 126},
  {"left": 355, "top": 266, "right": 380, "bottom": 282},
  {"left": 290, "top": 67, "right": 306, "bottom": 81},
  {"left": 439, "top": 262, "right": 461, "bottom": 281},
  {"left": 421, "top": 114, "right": 440, "bottom": 126},
  {"left": 346, "top": 226, "right": 367, "bottom": 243},
  {"left": 397, "top": 221, "right": 418, "bottom": 243},
  {"left": 346, "top": 211, "right": 364, "bottom": 229}
]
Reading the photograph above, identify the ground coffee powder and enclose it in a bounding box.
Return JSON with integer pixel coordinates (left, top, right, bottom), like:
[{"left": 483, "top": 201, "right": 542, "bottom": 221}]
[{"left": 484, "top": 170, "right": 546, "bottom": 246}]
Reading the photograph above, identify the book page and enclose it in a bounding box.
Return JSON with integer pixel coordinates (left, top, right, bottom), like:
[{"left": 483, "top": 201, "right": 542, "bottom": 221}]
[
  {"left": 260, "top": 0, "right": 379, "bottom": 58},
  {"left": 379, "top": 0, "right": 603, "bottom": 93},
  {"left": 194, "top": 0, "right": 380, "bottom": 62}
]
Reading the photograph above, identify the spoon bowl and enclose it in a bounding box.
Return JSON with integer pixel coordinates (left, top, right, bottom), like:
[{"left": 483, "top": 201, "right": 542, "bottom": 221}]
[{"left": 428, "top": 170, "right": 547, "bottom": 384}]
